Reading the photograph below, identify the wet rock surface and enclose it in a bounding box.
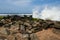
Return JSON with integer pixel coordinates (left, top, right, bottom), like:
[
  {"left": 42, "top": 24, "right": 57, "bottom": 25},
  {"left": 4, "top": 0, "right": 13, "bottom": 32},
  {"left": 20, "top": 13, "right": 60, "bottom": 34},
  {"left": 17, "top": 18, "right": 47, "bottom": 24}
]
[{"left": 0, "top": 15, "right": 60, "bottom": 40}]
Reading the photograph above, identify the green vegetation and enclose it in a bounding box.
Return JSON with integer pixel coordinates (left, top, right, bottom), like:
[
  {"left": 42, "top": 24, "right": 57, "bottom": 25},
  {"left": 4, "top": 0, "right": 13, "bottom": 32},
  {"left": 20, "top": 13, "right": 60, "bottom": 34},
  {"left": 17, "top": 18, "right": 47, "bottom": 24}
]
[
  {"left": 32, "top": 18, "right": 40, "bottom": 21},
  {"left": 0, "top": 16, "right": 4, "bottom": 20}
]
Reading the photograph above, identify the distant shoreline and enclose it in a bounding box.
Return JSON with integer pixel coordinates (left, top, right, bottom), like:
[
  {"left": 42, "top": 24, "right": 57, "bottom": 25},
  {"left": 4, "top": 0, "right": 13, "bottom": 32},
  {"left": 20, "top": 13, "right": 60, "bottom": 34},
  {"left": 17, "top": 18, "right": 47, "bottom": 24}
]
[{"left": 0, "top": 13, "right": 32, "bottom": 16}]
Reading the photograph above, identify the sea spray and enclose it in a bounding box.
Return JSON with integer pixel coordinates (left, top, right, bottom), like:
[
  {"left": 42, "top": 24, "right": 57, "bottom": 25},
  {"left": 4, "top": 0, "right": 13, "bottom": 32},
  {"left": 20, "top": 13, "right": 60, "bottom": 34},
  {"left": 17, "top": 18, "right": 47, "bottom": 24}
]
[
  {"left": 32, "top": 6, "right": 60, "bottom": 21},
  {"left": 32, "top": 7, "right": 41, "bottom": 19}
]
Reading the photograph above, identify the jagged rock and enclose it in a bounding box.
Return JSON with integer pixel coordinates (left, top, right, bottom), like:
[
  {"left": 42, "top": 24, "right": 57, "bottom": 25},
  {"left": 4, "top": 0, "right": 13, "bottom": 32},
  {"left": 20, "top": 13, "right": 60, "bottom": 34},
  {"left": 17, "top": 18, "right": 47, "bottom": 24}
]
[
  {"left": 22, "top": 34, "right": 29, "bottom": 40},
  {"left": 0, "top": 28, "right": 7, "bottom": 35},
  {"left": 54, "top": 24, "right": 60, "bottom": 28},
  {"left": 30, "top": 33, "right": 39, "bottom": 40},
  {"left": 1, "top": 19, "right": 6, "bottom": 24},
  {"left": 0, "top": 36, "right": 7, "bottom": 40},
  {"left": 24, "top": 22, "right": 31, "bottom": 27},
  {"left": 7, "top": 35, "right": 15, "bottom": 40},
  {"left": 52, "top": 28, "right": 60, "bottom": 35},
  {"left": 19, "top": 25, "right": 26, "bottom": 34},
  {"left": 0, "top": 15, "right": 60, "bottom": 40},
  {"left": 4, "top": 24, "right": 11, "bottom": 29},
  {"left": 0, "top": 28, "right": 10, "bottom": 35},
  {"left": 12, "top": 21, "right": 16, "bottom": 25},
  {"left": 18, "top": 20, "right": 23, "bottom": 25},
  {"left": 9, "top": 25, "right": 19, "bottom": 34},
  {"left": 42, "top": 23, "right": 48, "bottom": 29},
  {"left": 0, "top": 21, "right": 4, "bottom": 26}
]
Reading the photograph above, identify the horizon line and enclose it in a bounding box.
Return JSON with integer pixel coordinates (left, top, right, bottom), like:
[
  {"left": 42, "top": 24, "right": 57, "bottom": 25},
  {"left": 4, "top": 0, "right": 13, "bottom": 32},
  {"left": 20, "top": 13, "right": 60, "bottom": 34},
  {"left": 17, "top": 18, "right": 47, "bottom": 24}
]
[{"left": 0, "top": 13, "right": 32, "bottom": 16}]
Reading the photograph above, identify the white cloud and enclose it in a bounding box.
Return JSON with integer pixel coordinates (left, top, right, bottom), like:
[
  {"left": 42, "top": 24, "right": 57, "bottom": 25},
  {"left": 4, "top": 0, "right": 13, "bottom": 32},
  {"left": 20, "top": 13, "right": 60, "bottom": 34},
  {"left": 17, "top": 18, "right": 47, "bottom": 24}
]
[{"left": 6, "top": 0, "right": 32, "bottom": 6}]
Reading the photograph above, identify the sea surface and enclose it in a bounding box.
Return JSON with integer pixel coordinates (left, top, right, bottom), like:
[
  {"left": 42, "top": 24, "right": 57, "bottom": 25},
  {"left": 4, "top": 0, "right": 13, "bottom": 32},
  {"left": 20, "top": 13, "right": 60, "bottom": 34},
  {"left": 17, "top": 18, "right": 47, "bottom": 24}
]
[{"left": 0, "top": 13, "right": 32, "bottom": 16}]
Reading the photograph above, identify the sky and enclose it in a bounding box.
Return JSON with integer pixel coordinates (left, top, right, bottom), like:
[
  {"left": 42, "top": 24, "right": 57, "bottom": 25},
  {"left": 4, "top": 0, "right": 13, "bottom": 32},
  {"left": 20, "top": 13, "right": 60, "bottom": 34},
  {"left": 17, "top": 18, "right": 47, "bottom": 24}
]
[{"left": 0, "top": 0, "right": 60, "bottom": 13}]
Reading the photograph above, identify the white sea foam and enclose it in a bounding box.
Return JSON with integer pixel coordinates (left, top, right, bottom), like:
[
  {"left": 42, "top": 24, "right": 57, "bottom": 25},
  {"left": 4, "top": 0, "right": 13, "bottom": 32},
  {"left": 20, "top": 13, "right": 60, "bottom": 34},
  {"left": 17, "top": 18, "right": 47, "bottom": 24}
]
[{"left": 32, "top": 6, "right": 60, "bottom": 21}]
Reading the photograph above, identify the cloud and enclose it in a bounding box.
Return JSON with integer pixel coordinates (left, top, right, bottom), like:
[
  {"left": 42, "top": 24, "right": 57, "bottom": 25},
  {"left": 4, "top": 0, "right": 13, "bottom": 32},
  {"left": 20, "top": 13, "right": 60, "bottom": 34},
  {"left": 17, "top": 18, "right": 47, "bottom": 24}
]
[
  {"left": 32, "top": 6, "right": 60, "bottom": 21},
  {"left": 0, "top": 0, "right": 60, "bottom": 13},
  {"left": 0, "top": 0, "right": 32, "bottom": 7},
  {"left": 6, "top": 0, "right": 32, "bottom": 6},
  {"left": 0, "top": 0, "right": 34, "bottom": 13}
]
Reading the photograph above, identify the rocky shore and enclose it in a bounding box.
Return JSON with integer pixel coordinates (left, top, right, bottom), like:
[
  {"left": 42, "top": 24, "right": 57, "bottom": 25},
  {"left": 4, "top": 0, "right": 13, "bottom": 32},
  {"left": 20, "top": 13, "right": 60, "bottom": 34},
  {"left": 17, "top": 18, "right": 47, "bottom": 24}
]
[{"left": 0, "top": 15, "right": 60, "bottom": 40}]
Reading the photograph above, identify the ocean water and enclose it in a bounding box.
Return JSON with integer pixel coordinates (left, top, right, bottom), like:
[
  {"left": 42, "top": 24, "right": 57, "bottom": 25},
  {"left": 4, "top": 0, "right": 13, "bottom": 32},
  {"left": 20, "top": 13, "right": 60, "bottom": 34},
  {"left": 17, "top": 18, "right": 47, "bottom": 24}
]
[{"left": 0, "top": 13, "right": 32, "bottom": 16}]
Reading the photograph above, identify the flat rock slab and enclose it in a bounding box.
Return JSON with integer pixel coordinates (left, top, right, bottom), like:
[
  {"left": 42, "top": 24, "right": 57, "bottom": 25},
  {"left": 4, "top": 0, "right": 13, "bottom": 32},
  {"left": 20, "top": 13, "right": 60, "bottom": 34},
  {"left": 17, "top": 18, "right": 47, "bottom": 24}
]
[{"left": 36, "top": 28, "right": 60, "bottom": 40}]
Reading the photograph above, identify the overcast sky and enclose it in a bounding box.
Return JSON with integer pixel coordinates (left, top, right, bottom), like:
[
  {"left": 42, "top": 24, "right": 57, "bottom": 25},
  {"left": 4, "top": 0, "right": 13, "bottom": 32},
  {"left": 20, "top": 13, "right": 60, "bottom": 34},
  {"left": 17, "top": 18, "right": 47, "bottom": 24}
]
[{"left": 0, "top": 0, "right": 60, "bottom": 13}]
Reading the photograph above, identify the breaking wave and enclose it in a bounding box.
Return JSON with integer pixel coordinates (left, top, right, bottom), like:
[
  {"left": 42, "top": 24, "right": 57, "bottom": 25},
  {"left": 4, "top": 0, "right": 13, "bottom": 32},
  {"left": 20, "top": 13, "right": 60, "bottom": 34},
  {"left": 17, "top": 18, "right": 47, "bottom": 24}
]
[{"left": 32, "top": 6, "right": 60, "bottom": 21}]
